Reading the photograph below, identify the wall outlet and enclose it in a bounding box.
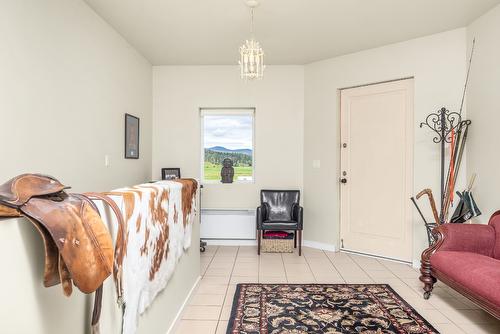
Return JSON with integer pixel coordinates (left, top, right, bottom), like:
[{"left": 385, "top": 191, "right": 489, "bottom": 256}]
[
  {"left": 313, "top": 160, "right": 321, "bottom": 168},
  {"left": 104, "top": 155, "right": 110, "bottom": 167}
]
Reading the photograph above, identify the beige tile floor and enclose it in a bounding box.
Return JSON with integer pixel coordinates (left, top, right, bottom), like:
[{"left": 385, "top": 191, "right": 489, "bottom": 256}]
[{"left": 175, "top": 246, "right": 500, "bottom": 334}]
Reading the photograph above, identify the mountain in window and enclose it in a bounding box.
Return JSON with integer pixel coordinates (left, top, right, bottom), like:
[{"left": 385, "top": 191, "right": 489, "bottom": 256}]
[{"left": 208, "top": 146, "right": 253, "bottom": 156}]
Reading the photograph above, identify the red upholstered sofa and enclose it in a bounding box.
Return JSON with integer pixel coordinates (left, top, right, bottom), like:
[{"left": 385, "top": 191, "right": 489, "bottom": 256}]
[{"left": 420, "top": 211, "right": 500, "bottom": 319}]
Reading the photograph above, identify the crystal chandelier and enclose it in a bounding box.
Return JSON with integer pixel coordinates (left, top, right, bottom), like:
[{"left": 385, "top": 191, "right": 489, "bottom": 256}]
[{"left": 239, "top": 0, "right": 265, "bottom": 80}]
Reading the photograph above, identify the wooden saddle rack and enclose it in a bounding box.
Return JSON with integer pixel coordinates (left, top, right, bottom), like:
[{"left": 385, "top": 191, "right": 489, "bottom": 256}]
[{"left": 0, "top": 174, "right": 123, "bottom": 333}]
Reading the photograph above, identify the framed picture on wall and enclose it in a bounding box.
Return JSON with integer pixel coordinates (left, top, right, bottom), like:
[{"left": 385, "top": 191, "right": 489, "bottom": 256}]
[
  {"left": 161, "top": 168, "right": 181, "bottom": 180},
  {"left": 125, "top": 113, "right": 140, "bottom": 159}
]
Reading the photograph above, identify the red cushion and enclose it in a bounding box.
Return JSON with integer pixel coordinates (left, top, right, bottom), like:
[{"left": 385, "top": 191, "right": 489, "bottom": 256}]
[
  {"left": 431, "top": 251, "right": 500, "bottom": 307},
  {"left": 438, "top": 224, "right": 495, "bottom": 256}
]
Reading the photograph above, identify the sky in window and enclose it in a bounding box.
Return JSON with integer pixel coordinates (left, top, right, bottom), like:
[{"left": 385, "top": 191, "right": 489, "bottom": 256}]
[{"left": 204, "top": 115, "right": 253, "bottom": 150}]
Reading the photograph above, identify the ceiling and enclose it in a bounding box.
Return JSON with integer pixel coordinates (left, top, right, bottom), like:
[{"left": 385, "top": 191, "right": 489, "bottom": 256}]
[{"left": 84, "top": 0, "right": 500, "bottom": 65}]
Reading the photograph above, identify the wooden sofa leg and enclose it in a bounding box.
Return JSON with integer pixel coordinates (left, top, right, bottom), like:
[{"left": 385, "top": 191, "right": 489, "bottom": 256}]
[
  {"left": 419, "top": 229, "right": 444, "bottom": 300},
  {"left": 294, "top": 232, "right": 297, "bottom": 248},
  {"left": 420, "top": 256, "right": 436, "bottom": 299}
]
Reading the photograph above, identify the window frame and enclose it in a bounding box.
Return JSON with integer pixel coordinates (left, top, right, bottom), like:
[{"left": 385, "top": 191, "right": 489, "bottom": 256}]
[{"left": 199, "top": 107, "right": 256, "bottom": 185}]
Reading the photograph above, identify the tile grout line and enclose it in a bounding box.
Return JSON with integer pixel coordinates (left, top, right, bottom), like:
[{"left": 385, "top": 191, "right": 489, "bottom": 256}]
[
  {"left": 214, "top": 246, "right": 240, "bottom": 333},
  {"left": 302, "top": 250, "right": 318, "bottom": 283},
  {"left": 201, "top": 246, "right": 219, "bottom": 277},
  {"left": 355, "top": 255, "right": 387, "bottom": 282},
  {"left": 324, "top": 251, "right": 347, "bottom": 283},
  {"left": 322, "top": 250, "right": 344, "bottom": 279},
  {"left": 346, "top": 253, "right": 375, "bottom": 283},
  {"left": 281, "top": 253, "right": 289, "bottom": 283}
]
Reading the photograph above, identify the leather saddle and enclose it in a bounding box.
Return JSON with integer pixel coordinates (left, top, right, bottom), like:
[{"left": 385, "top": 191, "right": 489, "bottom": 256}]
[{"left": 0, "top": 174, "right": 114, "bottom": 332}]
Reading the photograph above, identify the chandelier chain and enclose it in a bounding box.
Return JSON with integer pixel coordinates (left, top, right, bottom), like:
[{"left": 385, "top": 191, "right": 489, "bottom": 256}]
[
  {"left": 250, "top": 8, "right": 254, "bottom": 37},
  {"left": 239, "top": 0, "right": 265, "bottom": 80}
]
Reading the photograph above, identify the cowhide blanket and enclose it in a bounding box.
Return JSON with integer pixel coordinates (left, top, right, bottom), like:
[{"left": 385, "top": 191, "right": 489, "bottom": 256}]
[{"left": 106, "top": 179, "right": 197, "bottom": 334}]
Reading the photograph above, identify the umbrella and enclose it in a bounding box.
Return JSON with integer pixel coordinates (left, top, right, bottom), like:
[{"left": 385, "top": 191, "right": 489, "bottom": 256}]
[{"left": 450, "top": 190, "right": 481, "bottom": 223}]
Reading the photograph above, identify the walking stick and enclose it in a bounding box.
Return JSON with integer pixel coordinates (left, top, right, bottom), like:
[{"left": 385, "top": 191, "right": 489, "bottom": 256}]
[
  {"left": 443, "top": 123, "right": 470, "bottom": 221},
  {"left": 411, "top": 197, "right": 436, "bottom": 246},
  {"left": 416, "top": 189, "right": 440, "bottom": 226}
]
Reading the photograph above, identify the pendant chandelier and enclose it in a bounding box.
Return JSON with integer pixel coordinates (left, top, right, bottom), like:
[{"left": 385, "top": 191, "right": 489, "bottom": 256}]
[{"left": 239, "top": 0, "right": 265, "bottom": 80}]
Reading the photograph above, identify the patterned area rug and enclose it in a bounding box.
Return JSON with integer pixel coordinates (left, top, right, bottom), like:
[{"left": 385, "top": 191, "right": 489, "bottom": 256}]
[{"left": 227, "top": 284, "right": 438, "bottom": 334}]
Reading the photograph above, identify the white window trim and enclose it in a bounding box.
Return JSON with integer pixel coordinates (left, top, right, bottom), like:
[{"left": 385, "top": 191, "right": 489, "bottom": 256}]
[{"left": 200, "top": 107, "right": 256, "bottom": 185}]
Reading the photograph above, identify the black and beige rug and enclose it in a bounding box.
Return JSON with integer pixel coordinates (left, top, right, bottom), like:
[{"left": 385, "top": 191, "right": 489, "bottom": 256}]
[{"left": 227, "top": 284, "right": 438, "bottom": 334}]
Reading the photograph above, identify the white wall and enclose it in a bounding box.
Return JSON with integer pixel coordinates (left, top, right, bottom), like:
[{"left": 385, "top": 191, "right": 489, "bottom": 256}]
[
  {"left": 152, "top": 66, "right": 304, "bottom": 209},
  {"left": 0, "top": 0, "right": 152, "bottom": 191},
  {"left": 303, "top": 29, "right": 467, "bottom": 262},
  {"left": 466, "top": 4, "right": 500, "bottom": 223},
  {"left": 0, "top": 0, "right": 153, "bottom": 333}
]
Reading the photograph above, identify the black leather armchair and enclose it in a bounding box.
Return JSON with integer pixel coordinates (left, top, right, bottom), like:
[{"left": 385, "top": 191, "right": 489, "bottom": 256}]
[{"left": 257, "top": 190, "right": 304, "bottom": 255}]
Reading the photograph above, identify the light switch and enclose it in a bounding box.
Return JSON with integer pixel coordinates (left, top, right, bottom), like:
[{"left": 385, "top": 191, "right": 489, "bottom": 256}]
[
  {"left": 313, "top": 160, "right": 321, "bottom": 169},
  {"left": 104, "top": 155, "right": 110, "bottom": 167}
]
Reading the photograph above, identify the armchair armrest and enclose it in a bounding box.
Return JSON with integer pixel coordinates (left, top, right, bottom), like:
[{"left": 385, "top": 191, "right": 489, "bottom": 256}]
[
  {"left": 435, "top": 224, "right": 495, "bottom": 257},
  {"left": 292, "top": 204, "right": 303, "bottom": 230},
  {"left": 256, "top": 205, "right": 266, "bottom": 230}
]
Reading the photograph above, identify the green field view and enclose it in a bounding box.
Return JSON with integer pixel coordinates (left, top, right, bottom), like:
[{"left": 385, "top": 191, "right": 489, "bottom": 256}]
[{"left": 204, "top": 162, "right": 253, "bottom": 181}]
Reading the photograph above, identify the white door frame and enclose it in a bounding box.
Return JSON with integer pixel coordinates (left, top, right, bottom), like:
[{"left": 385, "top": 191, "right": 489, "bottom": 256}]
[{"left": 338, "top": 77, "right": 415, "bottom": 263}]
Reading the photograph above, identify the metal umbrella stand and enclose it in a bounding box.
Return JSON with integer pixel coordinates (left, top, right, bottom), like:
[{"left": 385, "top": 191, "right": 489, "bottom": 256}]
[
  {"left": 411, "top": 197, "right": 438, "bottom": 246},
  {"left": 419, "top": 108, "right": 471, "bottom": 225}
]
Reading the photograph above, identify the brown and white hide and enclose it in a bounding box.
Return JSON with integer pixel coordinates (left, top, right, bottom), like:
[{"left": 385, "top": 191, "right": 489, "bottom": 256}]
[{"left": 106, "top": 179, "right": 197, "bottom": 334}]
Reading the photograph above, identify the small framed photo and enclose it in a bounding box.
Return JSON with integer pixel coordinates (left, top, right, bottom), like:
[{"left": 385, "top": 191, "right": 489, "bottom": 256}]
[
  {"left": 162, "top": 168, "right": 181, "bottom": 180},
  {"left": 125, "top": 113, "right": 140, "bottom": 159}
]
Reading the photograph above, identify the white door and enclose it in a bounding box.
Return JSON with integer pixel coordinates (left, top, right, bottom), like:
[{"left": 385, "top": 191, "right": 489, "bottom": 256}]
[{"left": 340, "top": 79, "right": 414, "bottom": 262}]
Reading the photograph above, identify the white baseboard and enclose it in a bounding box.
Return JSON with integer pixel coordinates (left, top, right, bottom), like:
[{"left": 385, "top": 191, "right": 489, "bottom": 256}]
[
  {"left": 166, "top": 276, "right": 201, "bottom": 334},
  {"left": 203, "top": 238, "right": 337, "bottom": 252},
  {"left": 205, "top": 239, "right": 257, "bottom": 246},
  {"left": 303, "top": 240, "right": 337, "bottom": 252},
  {"left": 412, "top": 259, "right": 421, "bottom": 269}
]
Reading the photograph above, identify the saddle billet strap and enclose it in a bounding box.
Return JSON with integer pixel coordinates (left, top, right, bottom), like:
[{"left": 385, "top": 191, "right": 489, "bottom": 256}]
[
  {"left": 91, "top": 285, "right": 104, "bottom": 334},
  {"left": 84, "top": 192, "right": 126, "bottom": 307},
  {"left": 58, "top": 253, "right": 73, "bottom": 296}
]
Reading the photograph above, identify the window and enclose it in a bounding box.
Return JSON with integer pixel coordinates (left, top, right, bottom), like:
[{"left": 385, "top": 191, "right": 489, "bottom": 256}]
[{"left": 201, "top": 108, "right": 255, "bottom": 183}]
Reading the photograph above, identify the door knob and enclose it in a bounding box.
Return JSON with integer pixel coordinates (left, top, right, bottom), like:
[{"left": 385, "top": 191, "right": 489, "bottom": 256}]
[{"left": 340, "top": 178, "right": 347, "bottom": 184}]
